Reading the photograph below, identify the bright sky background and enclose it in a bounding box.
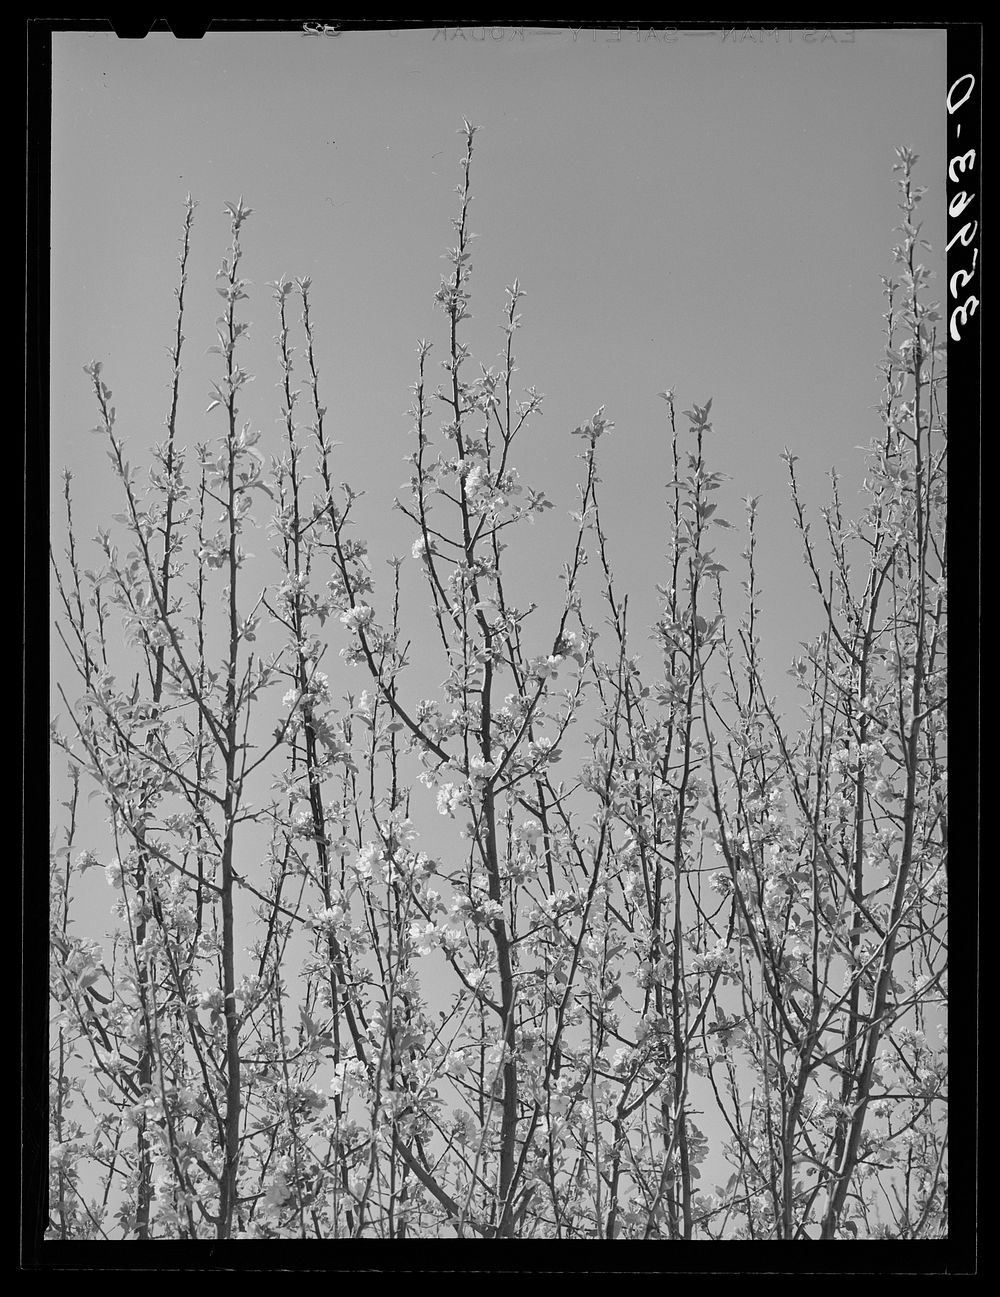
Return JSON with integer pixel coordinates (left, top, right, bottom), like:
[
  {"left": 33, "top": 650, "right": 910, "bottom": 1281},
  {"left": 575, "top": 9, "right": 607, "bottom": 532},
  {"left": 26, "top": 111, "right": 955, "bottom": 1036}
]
[
  {"left": 51, "top": 27, "right": 946, "bottom": 691},
  {"left": 48, "top": 24, "right": 947, "bottom": 1221},
  {"left": 50, "top": 25, "right": 947, "bottom": 870},
  {"left": 50, "top": 25, "right": 946, "bottom": 902}
]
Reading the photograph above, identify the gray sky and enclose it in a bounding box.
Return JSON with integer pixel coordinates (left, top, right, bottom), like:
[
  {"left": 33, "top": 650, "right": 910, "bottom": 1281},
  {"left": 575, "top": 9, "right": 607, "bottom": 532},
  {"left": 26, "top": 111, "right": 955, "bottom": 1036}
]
[
  {"left": 48, "top": 25, "right": 948, "bottom": 1215},
  {"left": 51, "top": 27, "right": 946, "bottom": 698}
]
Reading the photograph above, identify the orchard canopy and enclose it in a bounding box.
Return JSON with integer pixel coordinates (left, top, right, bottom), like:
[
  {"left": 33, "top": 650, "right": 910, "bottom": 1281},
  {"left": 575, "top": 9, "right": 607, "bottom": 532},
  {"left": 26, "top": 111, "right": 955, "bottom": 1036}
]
[{"left": 50, "top": 119, "right": 946, "bottom": 1241}]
